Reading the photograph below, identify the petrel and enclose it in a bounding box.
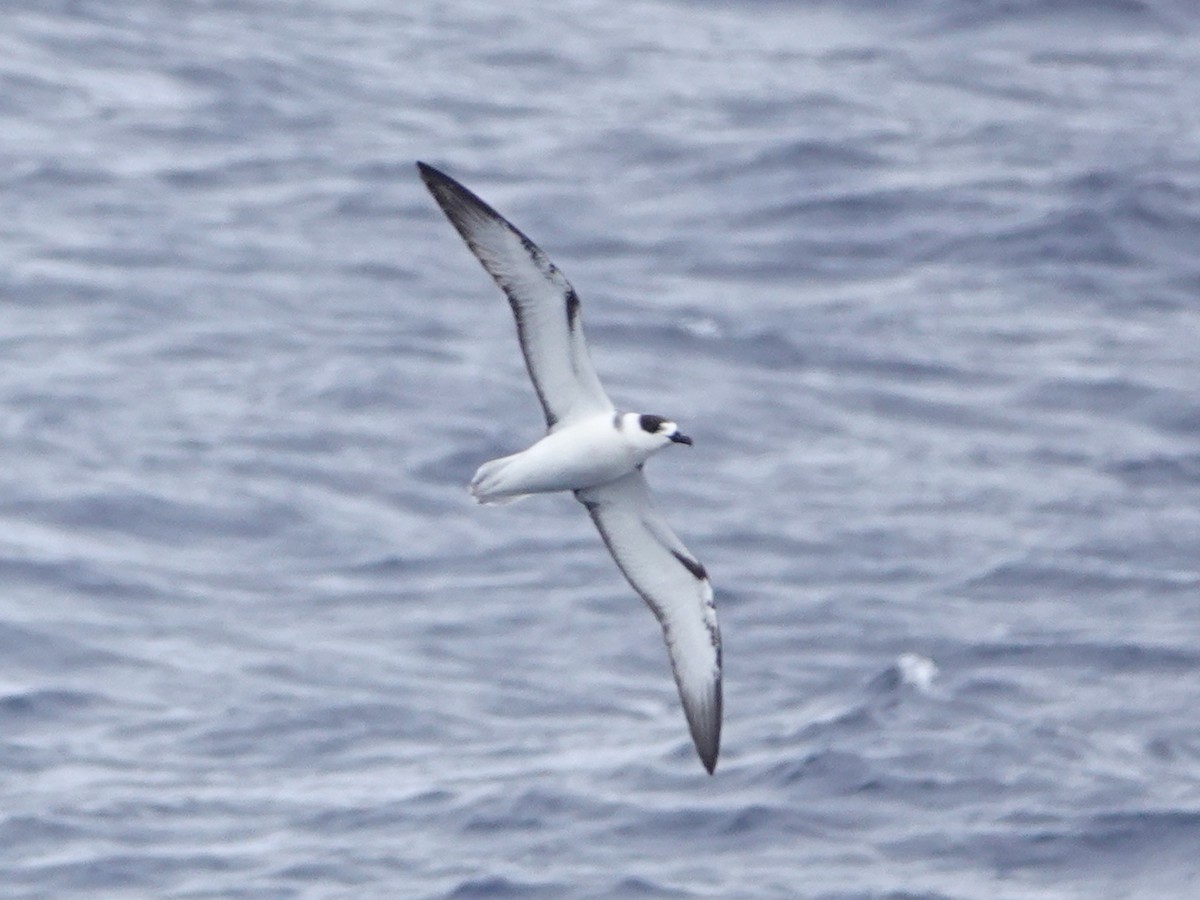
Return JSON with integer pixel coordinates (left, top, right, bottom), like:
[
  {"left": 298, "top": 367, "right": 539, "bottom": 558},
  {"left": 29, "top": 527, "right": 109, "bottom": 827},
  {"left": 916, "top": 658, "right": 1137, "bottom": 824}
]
[{"left": 418, "top": 162, "right": 722, "bottom": 773}]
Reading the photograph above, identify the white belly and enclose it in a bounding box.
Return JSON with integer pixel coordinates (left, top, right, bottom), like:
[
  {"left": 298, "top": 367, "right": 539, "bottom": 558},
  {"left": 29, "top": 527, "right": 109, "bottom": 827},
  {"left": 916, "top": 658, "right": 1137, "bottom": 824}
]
[{"left": 470, "top": 415, "right": 644, "bottom": 502}]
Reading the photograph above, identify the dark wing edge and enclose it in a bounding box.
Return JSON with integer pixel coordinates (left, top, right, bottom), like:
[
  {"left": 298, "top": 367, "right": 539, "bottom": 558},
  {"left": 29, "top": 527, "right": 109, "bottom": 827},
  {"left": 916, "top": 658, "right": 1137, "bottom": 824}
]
[
  {"left": 576, "top": 472, "right": 723, "bottom": 774},
  {"left": 416, "top": 162, "right": 611, "bottom": 429}
]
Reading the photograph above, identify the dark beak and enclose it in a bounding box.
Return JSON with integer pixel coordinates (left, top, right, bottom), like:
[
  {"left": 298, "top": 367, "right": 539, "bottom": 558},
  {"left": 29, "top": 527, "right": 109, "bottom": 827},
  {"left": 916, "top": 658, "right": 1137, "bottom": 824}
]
[{"left": 670, "top": 432, "right": 693, "bottom": 446}]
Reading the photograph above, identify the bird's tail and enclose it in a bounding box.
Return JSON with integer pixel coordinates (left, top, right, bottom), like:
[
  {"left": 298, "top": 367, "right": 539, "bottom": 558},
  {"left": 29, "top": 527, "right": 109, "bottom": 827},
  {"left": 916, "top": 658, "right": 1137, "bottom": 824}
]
[{"left": 468, "top": 455, "right": 529, "bottom": 505}]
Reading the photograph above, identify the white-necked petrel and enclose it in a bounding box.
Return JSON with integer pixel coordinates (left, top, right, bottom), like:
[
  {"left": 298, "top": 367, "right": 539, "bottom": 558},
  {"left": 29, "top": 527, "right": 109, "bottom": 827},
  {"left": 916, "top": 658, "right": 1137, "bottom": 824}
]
[{"left": 418, "top": 162, "right": 722, "bottom": 774}]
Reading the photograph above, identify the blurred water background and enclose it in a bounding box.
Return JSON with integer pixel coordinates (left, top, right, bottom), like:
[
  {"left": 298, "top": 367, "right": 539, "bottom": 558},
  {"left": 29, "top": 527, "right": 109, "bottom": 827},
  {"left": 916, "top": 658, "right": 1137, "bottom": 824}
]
[{"left": 3, "top": 1, "right": 1200, "bottom": 896}]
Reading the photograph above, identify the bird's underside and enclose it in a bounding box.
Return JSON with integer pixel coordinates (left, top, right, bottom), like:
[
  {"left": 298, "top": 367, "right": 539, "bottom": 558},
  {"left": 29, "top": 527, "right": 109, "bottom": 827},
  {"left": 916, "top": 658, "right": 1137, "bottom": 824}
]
[{"left": 418, "top": 161, "right": 722, "bottom": 773}]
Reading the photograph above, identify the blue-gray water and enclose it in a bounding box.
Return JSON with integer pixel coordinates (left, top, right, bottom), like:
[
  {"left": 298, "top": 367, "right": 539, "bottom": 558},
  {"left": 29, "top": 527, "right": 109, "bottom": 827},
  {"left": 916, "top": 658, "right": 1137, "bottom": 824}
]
[{"left": 4, "top": 2, "right": 1200, "bottom": 897}]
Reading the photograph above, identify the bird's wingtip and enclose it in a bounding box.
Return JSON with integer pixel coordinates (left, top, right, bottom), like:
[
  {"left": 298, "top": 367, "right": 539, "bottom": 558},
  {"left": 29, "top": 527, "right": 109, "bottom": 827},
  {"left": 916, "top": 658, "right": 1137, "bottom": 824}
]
[
  {"left": 416, "top": 160, "right": 444, "bottom": 185},
  {"left": 695, "top": 728, "right": 720, "bottom": 775},
  {"left": 684, "top": 683, "right": 722, "bottom": 775}
]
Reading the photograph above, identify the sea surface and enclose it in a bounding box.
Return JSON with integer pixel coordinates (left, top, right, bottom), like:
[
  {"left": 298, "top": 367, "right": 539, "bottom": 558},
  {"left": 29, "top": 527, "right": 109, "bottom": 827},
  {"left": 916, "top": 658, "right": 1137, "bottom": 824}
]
[{"left": 3, "top": 1, "right": 1200, "bottom": 897}]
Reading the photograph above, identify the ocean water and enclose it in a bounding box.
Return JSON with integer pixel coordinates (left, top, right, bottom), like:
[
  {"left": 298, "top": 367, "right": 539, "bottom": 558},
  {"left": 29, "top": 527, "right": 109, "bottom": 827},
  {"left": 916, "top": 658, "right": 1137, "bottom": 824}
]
[{"left": 3, "top": 1, "right": 1200, "bottom": 896}]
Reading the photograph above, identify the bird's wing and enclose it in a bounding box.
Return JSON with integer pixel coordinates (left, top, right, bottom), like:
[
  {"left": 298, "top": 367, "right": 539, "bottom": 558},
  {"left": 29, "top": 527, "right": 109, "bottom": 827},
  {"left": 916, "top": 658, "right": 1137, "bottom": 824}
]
[
  {"left": 418, "top": 162, "right": 613, "bottom": 430},
  {"left": 575, "top": 470, "right": 722, "bottom": 773}
]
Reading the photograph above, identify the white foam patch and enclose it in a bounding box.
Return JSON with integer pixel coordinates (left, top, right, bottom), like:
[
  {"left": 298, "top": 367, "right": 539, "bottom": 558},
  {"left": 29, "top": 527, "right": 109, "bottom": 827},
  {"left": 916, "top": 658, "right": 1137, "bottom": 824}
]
[{"left": 896, "top": 653, "right": 938, "bottom": 692}]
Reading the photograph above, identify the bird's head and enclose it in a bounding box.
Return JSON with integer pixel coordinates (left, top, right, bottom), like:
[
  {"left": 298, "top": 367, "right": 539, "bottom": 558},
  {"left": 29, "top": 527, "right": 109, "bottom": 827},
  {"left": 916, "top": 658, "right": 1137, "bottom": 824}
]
[{"left": 625, "top": 412, "right": 692, "bottom": 449}]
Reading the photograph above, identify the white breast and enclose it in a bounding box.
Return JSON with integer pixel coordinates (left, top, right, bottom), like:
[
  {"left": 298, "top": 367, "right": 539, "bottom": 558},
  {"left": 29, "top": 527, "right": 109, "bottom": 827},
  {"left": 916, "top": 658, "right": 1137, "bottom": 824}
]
[{"left": 470, "top": 413, "right": 659, "bottom": 502}]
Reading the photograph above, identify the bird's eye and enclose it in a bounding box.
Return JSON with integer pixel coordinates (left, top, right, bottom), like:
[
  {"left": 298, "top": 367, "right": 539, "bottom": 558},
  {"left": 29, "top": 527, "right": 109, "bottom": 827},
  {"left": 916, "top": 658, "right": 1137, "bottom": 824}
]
[{"left": 639, "top": 414, "right": 668, "bottom": 434}]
